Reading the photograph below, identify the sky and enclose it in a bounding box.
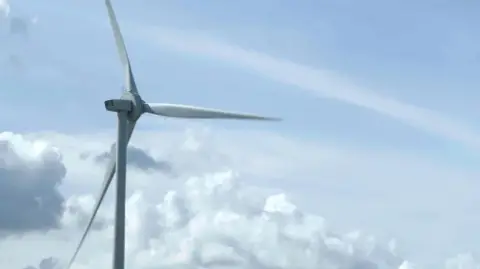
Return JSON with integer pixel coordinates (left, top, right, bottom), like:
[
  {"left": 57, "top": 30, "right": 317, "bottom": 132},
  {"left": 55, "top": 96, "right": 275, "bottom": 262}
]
[{"left": 0, "top": 0, "right": 479, "bottom": 268}]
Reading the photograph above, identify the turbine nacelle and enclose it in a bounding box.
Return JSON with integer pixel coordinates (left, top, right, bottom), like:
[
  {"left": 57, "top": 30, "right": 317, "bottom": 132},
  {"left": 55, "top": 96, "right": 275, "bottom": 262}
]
[{"left": 104, "top": 99, "right": 132, "bottom": 112}]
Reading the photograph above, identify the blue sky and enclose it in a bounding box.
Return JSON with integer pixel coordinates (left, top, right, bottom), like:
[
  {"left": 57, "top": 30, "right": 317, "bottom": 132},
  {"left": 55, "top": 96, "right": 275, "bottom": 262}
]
[
  {"left": 3, "top": 0, "right": 479, "bottom": 157},
  {"left": 1, "top": 0, "right": 480, "bottom": 267}
]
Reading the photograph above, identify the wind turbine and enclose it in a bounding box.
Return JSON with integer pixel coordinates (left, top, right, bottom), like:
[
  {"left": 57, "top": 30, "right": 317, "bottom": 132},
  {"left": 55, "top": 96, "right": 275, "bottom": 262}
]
[{"left": 65, "top": 0, "right": 280, "bottom": 269}]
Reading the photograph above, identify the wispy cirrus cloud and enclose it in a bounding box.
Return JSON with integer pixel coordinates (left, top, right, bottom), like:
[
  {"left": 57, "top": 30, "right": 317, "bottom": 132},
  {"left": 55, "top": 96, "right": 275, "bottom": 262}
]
[{"left": 133, "top": 25, "right": 480, "bottom": 150}]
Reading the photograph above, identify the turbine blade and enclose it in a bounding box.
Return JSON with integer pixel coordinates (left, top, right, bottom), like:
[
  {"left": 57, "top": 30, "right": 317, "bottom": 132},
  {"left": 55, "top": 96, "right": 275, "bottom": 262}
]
[
  {"left": 105, "top": 0, "right": 138, "bottom": 94},
  {"left": 143, "top": 103, "right": 282, "bottom": 121},
  {"left": 65, "top": 121, "right": 136, "bottom": 269}
]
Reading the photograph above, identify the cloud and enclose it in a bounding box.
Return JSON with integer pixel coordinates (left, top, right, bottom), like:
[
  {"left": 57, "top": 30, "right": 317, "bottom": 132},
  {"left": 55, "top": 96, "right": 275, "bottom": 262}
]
[
  {"left": 62, "top": 170, "right": 406, "bottom": 269},
  {"left": 0, "top": 0, "right": 9, "bottom": 19},
  {"left": 23, "top": 257, "right": 59, "bottom": 269},
  {"left": 0, "top": 132, "right": 65, "bottom": 233},
  {"left": 62, "top": 195, "right": 107, "bottom": 231},
  {"left": 0, "top": 128, "right": 480, "bottom": 269},
  {"left": 0, "top": 127, "right": 478, "bottom": 269},
  {"left": 135, "top": 25, "right": 480, "bottom": 150},
  {"left": 0, "top": 132, "right": 111, "bottom": 236},
  {"left": 89, "top": 145, "right": 172, "bottom": 173},
  {"left": 9, "top": 16, "right": 31, "bottom": 37}
]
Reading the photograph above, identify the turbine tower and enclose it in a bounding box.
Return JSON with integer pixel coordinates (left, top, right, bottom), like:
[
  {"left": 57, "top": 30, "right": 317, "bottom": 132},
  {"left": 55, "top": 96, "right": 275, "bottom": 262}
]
[{"left": 65, "top": 0, "right": 281, "bottom": 269}]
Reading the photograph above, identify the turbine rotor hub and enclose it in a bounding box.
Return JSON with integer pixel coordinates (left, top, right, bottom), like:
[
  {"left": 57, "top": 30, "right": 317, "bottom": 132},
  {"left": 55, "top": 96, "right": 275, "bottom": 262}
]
[{"left": 120, "top": 91, "right": 144, "bottom": 121}]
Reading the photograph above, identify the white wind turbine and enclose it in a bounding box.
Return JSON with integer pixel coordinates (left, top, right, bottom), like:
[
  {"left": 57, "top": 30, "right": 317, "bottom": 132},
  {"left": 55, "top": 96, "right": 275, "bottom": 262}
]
[{"left": 65, "top": 0, "right": 281, "bottom": 269}]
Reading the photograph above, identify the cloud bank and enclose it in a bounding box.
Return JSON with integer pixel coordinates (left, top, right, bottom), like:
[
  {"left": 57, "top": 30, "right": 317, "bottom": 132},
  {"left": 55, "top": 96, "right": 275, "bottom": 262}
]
[{"left": 0, "top": 129, "right": 479, "bottom": 269}]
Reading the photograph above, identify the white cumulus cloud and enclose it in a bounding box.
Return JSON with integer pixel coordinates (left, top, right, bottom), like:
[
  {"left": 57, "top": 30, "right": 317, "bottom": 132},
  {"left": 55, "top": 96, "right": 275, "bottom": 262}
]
[
  {"left": 0, "top": 128, "right": 479, "bottom": 269},
  {"left": 0, "top": 132, "right": 65, "bottom": 233}
]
